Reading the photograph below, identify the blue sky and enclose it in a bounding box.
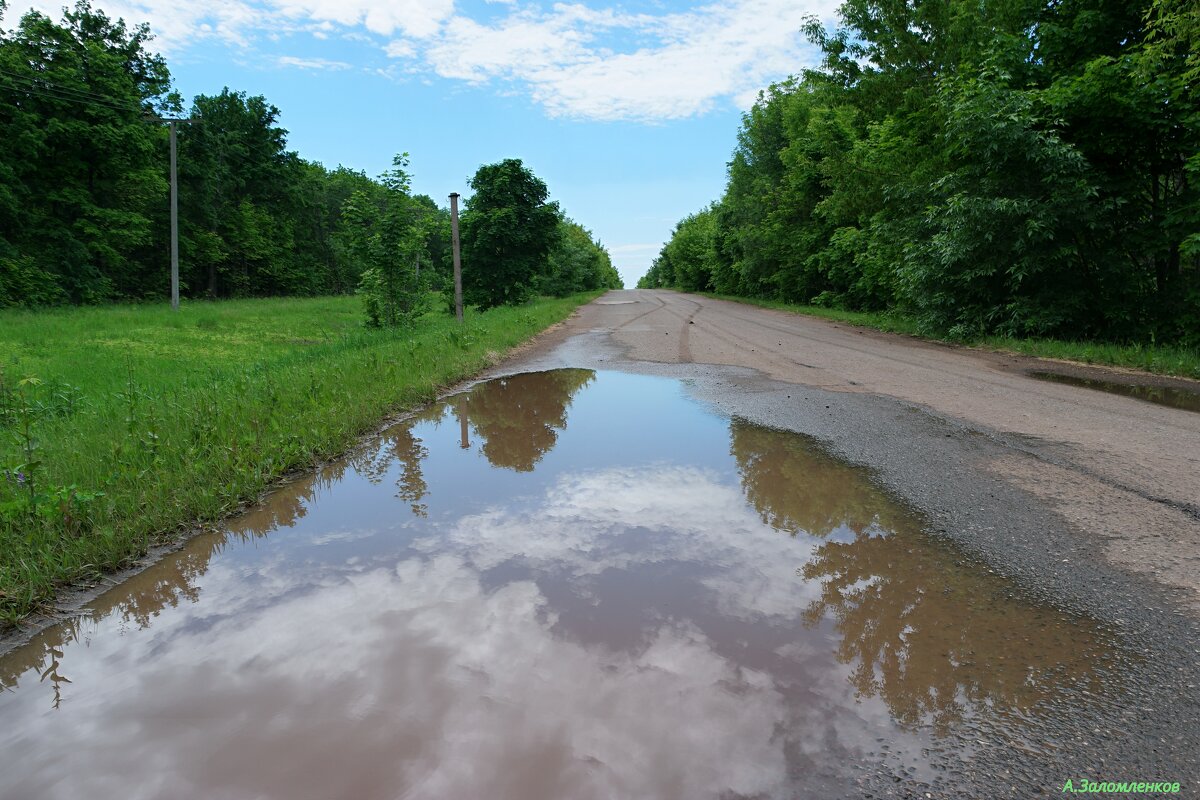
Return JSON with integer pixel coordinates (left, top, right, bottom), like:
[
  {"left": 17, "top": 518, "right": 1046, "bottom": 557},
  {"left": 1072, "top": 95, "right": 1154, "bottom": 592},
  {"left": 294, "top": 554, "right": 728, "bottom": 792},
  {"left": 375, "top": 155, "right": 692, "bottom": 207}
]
[{"left": 5, "top": 0, "right": 838, "bottom": 287}]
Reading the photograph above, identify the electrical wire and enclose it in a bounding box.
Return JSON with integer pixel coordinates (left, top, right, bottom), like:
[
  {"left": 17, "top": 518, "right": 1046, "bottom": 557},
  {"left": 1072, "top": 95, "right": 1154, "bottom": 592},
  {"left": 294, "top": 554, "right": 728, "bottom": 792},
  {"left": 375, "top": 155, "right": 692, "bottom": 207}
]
[
  {"left": 0, "top": 76, "right": 144, "bottom": 114},
  {"left": 0, "top": 66, "right": 160, "bottom": 115},
  {"left": 0, "top": 66, "right": 143, "bottom": 106},
  {"left": 1, "top": 78, "right": 144, "bottom": 113}
]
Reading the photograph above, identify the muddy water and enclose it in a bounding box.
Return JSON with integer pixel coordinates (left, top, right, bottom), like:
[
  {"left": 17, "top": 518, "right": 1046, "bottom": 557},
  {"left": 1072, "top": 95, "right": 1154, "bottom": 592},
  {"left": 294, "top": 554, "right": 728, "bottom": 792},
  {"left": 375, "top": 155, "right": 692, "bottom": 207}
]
[
  {"left": 1030, "top": 370, "right": 1200, "bottom": 413},
  {"left": 0, "top": 370, "right": 1122, "bottom": 799}
]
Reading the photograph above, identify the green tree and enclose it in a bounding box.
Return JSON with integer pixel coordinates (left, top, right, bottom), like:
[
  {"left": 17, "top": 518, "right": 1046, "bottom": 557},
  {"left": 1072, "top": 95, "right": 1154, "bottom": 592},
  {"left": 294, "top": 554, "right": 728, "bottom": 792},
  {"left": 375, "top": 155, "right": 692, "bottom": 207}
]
[
  {"left": 177, "top": 89, "right": 298, "bottom": 297},
  {"left": 645, "top": 0, "right": 1200, "bottom": 345},
  {"left": 0, "top": 2, "right": 626, "bottom": 310},
  {"left": 0, "top": 0, "right": 172, "bottom": 304},
  {"left": 461, "top": 159, "right": 560, "bottom": 309},
  {"left": 1142, "top": 0, "right": 1200, "bottom": 302},
  {"left": 716, "top": 81, "right": 796, "bottom": 298},
  {"left": 411, "top": 193, "right": 453, "bottom": 291},
  {"left": 661, "top": 207, "right": 720, "bottom": 292},
  {"left": 635, "top": 256, "right": 672, "bottom": 289},
  {"left": 341, "top": 154, "right": 429, "bottom": 328},
  {"left": 537, "top": 217, "right": 621, "bottom": 296},
  {"left": 900, "top": 68, "right": 1105, "bottom": 338}
]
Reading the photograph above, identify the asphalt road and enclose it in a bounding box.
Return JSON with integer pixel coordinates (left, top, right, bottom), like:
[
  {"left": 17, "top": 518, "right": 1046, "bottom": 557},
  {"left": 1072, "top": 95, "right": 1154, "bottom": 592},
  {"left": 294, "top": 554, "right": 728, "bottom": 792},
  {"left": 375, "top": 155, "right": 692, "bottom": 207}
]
[{"left": 492, "top": 288, "right": 1200, "bottom": 797}]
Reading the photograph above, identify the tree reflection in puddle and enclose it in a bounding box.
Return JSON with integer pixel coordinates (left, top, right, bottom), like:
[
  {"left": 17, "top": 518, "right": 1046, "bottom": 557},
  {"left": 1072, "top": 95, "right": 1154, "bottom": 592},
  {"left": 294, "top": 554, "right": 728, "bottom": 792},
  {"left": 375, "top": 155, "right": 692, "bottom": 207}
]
[{"left": 730, "top": 420, "right": 1114, "bottom": 735}]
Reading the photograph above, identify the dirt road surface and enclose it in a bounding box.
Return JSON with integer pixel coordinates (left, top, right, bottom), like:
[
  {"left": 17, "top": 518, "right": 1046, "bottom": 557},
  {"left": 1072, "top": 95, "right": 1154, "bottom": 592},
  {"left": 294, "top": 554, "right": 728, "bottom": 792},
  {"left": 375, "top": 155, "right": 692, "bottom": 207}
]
[{"left": 503, "top": 289, "right": 1200, "bottom": 614}]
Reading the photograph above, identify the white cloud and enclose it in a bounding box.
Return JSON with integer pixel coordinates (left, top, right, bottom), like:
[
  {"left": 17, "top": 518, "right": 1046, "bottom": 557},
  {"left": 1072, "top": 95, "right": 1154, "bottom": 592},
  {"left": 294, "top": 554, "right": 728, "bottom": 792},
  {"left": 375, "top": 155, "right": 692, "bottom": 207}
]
[
  {"left": 276, "top": 54, "right": 352, "bottom": 69},
  {"left": 0, "top": 447, "right": 919, "bottom": 798},
  {"left": 0, "top": 557, "right": 794, "bottom": 799},
  {"left": 418, "top": 465, "right": 820, "bottom": 619},
  {"left": 268, "top": 0, "right": 456, "bottom": 39},
  {"left": 3, "top": 0, "right": 839, "bottom": 121},
  {"left": 422, "top": 0, "right": 838, "bottom": 121},
  {"left": 3, "top": 0, "right": 266, "bottom": 50},
  {"left": 384, "top": 37, "right": 417, "bottom": 58}
]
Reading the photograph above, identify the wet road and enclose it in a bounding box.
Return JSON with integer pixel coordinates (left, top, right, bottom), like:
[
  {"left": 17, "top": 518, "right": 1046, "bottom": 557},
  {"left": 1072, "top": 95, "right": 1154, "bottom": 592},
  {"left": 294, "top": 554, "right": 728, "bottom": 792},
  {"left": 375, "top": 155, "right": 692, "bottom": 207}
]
[
  {"left": 533, "top": 290, "right": 1200, "bottom": 612},
  {"left": 495, "top": 289, "right": 1200, "bottom": 793},
  {"left": 1, "top": 290, "right": 1198, "bottom": 798}
]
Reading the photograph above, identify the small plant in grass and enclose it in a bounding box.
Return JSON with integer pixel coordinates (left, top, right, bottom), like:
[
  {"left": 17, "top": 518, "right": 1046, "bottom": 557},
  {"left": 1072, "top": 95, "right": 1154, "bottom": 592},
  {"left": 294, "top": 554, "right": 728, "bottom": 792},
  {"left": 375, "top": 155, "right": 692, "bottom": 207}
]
[
  {"left": 0, "top": 377, "right": 105, "bottom": 532},
  {"left": 8, "top": 376, "right": 43, "bottom": 517},
  {"left": 38, "top": 378, "right": 85, "bottom": 419},
  {"left": 0, "top": 370, "right": 17, "bottom": 427},
  {"left": 0, "top": 371, "right": 84, "bottom": 427},
  {"left": 446, "top": 325, "right": 479, "bottom": 350}
]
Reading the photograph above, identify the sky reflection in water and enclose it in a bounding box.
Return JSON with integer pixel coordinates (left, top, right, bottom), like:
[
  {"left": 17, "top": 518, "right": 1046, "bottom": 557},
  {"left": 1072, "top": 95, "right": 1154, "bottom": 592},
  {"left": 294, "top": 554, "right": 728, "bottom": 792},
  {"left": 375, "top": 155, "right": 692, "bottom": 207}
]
[{"left": 0, "top": 370, "right": 1116, "bottom": 799}]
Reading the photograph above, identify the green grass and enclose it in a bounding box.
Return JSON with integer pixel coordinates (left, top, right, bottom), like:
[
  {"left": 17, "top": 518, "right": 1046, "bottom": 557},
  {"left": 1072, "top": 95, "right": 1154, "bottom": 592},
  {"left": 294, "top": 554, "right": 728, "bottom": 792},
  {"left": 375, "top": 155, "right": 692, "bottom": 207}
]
[
  {"left": 702, "top": 293, "right": 1200, "bottom": 381},
  {"left": 0, "top": 293, "right": 597, "bottom": 624},
  {"left": 971, "top": 335, "right": 1200, "bottom": 379}
]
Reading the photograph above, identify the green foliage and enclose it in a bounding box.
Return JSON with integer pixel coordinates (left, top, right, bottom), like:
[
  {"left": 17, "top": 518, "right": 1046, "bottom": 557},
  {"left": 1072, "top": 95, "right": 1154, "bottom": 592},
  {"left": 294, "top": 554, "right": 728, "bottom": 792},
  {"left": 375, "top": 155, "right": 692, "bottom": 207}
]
[
  {"left": 901, "top": 69, "right": 1105, "bottom": 338},
  {"left": 0, "top": 257, "right": 66, "bottom": 307},
  {"left": 646, "top": 0, "right": 1200, "bottom": 347},
  {"left": 176, "top": 89, "right": 295, "bottom": 297},
  {"left": 0, "top": 1, "right": 171, "bottom": 305},
  {"left": 667, "top": 208, "right": 720, "bottom": 292},
  {"left": 342, "top": 154, "right": 431, "bottom": 328},
  {"left": 461, "top": 159, "right": 562, "bottom": 309},
  {"left": 537, "top": 218, "right": 622, "bottom": 296}
]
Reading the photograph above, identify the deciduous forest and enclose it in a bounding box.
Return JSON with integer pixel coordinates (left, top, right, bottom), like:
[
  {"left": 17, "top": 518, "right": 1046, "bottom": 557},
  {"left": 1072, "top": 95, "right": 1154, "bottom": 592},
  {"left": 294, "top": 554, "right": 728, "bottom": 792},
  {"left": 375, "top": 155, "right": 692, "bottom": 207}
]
[
  {"left": 0, "top": 1, "right": 619, "bottom": 312},
  {"left": 640, "top": 0, "right": 1199, "bottom": 345}
]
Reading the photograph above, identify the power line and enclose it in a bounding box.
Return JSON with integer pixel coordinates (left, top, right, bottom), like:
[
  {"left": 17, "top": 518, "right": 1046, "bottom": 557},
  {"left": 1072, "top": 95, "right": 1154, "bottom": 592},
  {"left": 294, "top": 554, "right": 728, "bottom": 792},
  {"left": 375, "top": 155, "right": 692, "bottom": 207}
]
[
  {"left": 0, "top": 75, "right": 143, "bottom": 114},
  {"left": 0, "top": 65, "right": 156, "bottom": 107},
  {"left": 0, "top": 67, "right": 159, "bottom": 114}
]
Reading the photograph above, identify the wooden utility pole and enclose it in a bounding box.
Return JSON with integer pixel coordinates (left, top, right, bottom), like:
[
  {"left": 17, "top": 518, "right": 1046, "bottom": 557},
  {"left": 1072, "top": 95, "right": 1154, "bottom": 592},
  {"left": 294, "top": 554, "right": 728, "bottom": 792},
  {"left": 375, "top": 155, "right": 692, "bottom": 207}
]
[{"left": 449, "top": 192, "right": 463, "bottom": 323}]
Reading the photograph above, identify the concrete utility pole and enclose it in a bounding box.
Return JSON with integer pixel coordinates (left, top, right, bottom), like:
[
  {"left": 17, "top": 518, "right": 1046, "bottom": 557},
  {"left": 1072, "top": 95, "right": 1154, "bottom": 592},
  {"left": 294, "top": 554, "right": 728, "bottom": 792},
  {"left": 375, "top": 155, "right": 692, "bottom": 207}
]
[
  {"left": 169, "top": 119, "right": 179, "bottom": 311},
  {"left": 449, "top": 192, "right": 463, "bottom": 323},
  {"left": 458, "top": 396, "right": 470, "bottom": 450},
  {"left": 148, "top": 115, "right": 198, "bottom": 310}
]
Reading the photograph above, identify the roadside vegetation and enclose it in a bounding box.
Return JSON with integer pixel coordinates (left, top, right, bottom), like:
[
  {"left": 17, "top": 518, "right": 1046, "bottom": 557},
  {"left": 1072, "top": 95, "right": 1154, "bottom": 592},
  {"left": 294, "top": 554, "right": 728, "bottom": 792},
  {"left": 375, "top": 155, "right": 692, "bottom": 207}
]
[
  {"left": 705, "top": 294, "right": 1200, "bottom": 380},
  {"left": 0, "top": 2, "right": 620, "bottom": 310},
  {"left": 641, "top": 0, "right": 1199, "bottom": 352},
  {"left": 0, "top": 293, "right": 599, "bottom": 624}
]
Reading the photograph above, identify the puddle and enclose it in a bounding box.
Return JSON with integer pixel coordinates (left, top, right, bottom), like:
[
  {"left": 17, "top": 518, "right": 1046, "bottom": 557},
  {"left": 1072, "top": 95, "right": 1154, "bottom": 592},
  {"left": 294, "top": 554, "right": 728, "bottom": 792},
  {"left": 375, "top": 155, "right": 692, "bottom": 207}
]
[
  {"left": 1030, "top": 370, "right": 1200, "bottom": 413},
  {"left": 0, "top": 370, "right": 1122, "bottom": 798}
]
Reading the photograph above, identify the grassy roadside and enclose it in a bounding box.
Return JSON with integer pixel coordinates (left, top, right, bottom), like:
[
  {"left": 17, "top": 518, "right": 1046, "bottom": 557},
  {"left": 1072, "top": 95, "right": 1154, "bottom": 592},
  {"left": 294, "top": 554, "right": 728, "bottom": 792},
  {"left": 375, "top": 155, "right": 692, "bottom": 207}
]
[
  {"left": 0, "top": 293, "right": 598, "bottom": 624},
  {"left": 701, "top": 293, "right": 1200, "bottom": 381}
]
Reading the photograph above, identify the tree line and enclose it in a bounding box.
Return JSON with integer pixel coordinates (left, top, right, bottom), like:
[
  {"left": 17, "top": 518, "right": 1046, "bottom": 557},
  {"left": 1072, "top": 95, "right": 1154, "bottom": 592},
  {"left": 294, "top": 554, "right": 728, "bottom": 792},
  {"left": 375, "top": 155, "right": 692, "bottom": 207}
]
[
  {"left": 0, "top": 1, "right": 619, "bottom": 313},
  {"left": 640, "top": 0, "right": 1198, "bottom": 345}
]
